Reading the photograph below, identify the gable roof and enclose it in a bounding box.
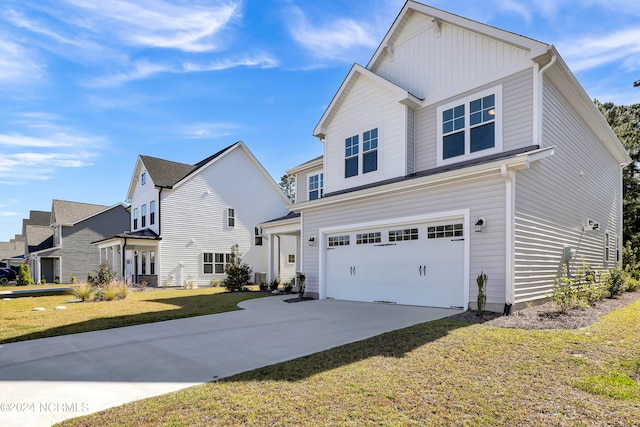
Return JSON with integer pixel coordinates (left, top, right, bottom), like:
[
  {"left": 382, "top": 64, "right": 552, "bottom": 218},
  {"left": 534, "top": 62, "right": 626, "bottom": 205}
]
[
  {"left": 313, "top": 64, "right": 422, "bottom": 138},
  {"left": 50, "top": 200, "right": 114, "bottom": 226},
  {"left": 368, "top": 1, "right": 549, "bottom": 71},
  {"left": 25, "top": 224, "right": 54, "bottom": 253},
  {"left": 22, "top": 210, "right": 51, "bottom": 235},
  {"left": 128, "top": 142, "right": 291, "bottom": 205}
]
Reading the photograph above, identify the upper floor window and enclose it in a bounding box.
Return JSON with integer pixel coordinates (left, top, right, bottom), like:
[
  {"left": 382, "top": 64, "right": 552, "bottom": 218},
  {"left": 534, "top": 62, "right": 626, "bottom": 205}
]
[
  {"left": 227, "top": 208, "right": 235, "bottom": 227},
  {"left": 141, "top": 204, "right": 147, "bottom": 228},
  {"left": 362, "top": 128, "right": 378, "bottom": 174},
  {"left": 150, "top": 201, "right": 155, "bottom": 225},
  {"left": 308, "top": 173, "right": 324, "bottom": 200},
  {"left": 345, "top": 135, "right": 359, "bottom": 178},
  {"left": 133, "top": 208, "right": 138, "bottom": 230},
  {"left": 254, "top": 227, "right": 263, "bottom": 246},
  {"left": 437, "top": 86, "right": 502, "bottom": 165},
  {"left": 141, "top": 172, "right": 146, "bottom": 185}
]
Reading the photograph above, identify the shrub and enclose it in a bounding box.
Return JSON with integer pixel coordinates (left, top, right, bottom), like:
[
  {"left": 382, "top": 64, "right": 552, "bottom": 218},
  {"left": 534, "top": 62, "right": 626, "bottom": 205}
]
[
  {"left": 283, "top": 278, "right": 294, "bottom": 293},
  {"left": 40, "top": 278, "right": 46, "bottom": 285},
  {"left": 70, "top": 275, "right": 77, "bottom": 284},
  {"left": 116, "top": 281, "right": 130, "bottom": 299},
  {"left": 224, "top": 244, "right": 252, "bottom": 292},
  {"left": 90, "top": 261, "right": 116, "bottom": 286},
  {"left": 297, "top": 272, "right": 306, "bottom": 300},
  {"left": 604, "top": 265, "right": 627, "bottom": 298},
  {"left": 551, "top": 276, "right": 588, "bottom": 312},
  {"left": 258, "top": 282, "right": 269, "bottom": 292},
  {"left": 476, "top": 272, "right": 487, "bottom": 316},
  {"left": 575, "top": 259, "right": 606, "bottom": 305},
  {"left": 184, "top": 276, "right": 197, "bottom": 289},
  {"left": 209, "top": 278, "right": 222, "bottom": 287},
  {"left": 17, "top": 264, "right": 34, "bottom": 285},
  {"left": 268, "top": 278, "right": 280, "bottom": 292},
  {"left": 72, "top": 283, "right": 95, "bottom": 302},
  {"left": 96, "top": 281, "right": 130, "bottom": 301},
  {"left": 626, "top": 277, "right": 640, "bottom": 292}
]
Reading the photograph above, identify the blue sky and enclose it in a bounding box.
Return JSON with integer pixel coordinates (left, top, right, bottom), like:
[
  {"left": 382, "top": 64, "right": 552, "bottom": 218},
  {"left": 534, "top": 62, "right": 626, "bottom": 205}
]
[{"left": 1, "top": 0, "right": 639, "bottom": 241}]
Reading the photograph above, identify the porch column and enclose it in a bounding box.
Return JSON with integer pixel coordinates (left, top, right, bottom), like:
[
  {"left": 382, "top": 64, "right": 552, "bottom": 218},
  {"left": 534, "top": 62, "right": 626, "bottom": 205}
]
[{"left": 267, "top": 233, "right": 274, "bottom": 282}]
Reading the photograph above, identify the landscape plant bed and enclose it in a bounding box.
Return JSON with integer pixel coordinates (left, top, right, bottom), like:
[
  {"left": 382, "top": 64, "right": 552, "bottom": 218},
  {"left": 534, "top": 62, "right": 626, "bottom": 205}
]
[
  {"left": 59, "top": 293, "right": 640, "bottom": 427},
  {"left": 450, "top": 290, "right": 640, "bottom": 330},
  {"left": 283, "top": 296, "right": 314, "bottom": 303}
]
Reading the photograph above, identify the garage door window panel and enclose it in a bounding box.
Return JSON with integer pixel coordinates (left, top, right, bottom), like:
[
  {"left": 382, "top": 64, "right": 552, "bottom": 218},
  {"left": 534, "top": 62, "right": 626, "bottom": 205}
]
[
  {"left": 328, "top": 235, "right": 350, "bottom": 247},
  {"left": 389, "top": 228, "right": 419, "bottom": 242},
  {"left": 428, "top": 224, "right": 463, "bottom": 239},
  {"left": 356, "top": 232, "right": 381, "bottom": 244}
]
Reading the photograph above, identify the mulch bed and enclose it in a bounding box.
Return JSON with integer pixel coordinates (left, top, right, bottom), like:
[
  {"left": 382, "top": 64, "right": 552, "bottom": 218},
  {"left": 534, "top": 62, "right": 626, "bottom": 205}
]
[{"left": 449, "top": 290, "right": 640, "bottom": 330}]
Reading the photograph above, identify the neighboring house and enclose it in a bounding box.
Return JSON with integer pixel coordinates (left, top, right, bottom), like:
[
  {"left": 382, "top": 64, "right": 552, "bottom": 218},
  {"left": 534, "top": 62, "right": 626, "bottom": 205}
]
[
  {"left": 29, "top": 200, "right": 129, "bottom": 283},
  {"left": 0, "top": 235, "right": 24, "bottom": 269},
  {"left": 285, "top": 1, "right": 630, "bottom": 311},
  {"left": 95, "top": 142, "right": 293, "bottom": 287}
]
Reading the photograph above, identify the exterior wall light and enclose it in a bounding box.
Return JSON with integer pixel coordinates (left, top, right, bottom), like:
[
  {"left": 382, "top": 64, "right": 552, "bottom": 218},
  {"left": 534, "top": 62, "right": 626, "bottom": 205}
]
[
  {"left": 308, "top": 236, "right": 316, "bottom": 246},
  {"left": 475, "top": 218, "right": 485, "bottom": 232}
]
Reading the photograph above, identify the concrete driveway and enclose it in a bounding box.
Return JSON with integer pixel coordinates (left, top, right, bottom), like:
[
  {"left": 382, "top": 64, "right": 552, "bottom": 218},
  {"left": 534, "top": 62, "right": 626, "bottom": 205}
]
[{"left": 0, "top": 295, "right": 460, "bottom": 427}]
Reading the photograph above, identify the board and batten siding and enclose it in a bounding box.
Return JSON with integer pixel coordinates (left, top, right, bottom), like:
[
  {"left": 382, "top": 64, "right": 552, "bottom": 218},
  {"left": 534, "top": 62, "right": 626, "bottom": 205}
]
[
  {"left": 373, "top": 11, "right": 532, "bottom": 104},
  {"left": 302, "top": 173, "right": 507, "bottom": 307},
  {"left": 158, "top": 148, "right": 289, "bottom": 287},
  {"left": 414, "top": 69, "right": 534, "bottom": 172},
  {"left": 513, "top": 77, "right": 623, "bottom": 303},
  {"left": 324, "top": 74, "right": 407, "bottom": 194}
]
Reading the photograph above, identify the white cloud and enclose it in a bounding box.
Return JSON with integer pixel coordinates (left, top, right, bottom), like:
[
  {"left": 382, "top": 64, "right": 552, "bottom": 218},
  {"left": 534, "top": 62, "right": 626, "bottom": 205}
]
[
  {"left": 183, "top": 122, "right": 240, "bottom": 139},
  {"left": 88, "top": 60, "right": 175, "bottom": 87},
  {"left": 183, "top": 54, "right": 279, "bottom": 72},
  {"left": 0, "top": 133, "right": 73, "bottom": 148},
  {"left": 62, "top": 0, "right": 241, "bottom": 52},
  {"left": 287, "top": 6, "right": 378, "bottom": 60},
  {"left": 560, "top": 27, "right": 640, "bottom": 72},
  {"left": 0, "top": 38, "right": 44, "bottom": 84}
]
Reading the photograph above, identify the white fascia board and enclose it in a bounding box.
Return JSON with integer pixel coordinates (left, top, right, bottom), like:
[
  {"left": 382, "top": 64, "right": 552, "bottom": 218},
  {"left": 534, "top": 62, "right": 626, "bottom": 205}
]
[
  {"left": 368, "top": 1, "right": 549, "bottom": 70},
  {"left": 313, "top": 64, "right": 422, "bottom": 138},
  {"left": 125, "top": 156, "right": 144, "bottom": 203},
  {"left": 286, "top": 157, "right": 324, "bottom": 175},
  {"left": 293, "top": 147, "right": 554, "bottom": 212},
  {"left": 541, "top": 47, "right": 631, "bottom": 166}
]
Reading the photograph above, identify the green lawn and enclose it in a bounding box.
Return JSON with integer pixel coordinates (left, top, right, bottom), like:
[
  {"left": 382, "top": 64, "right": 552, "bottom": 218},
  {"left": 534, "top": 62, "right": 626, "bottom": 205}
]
[
  {"left": 59, "top": 296, "right": 640, "bottom": 427},
  {"left": 0, "top": 287, "right": 269, "bottom": 343}
]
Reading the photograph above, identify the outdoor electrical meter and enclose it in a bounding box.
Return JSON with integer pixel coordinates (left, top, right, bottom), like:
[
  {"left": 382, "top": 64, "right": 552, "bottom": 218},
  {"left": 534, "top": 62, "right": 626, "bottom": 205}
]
[{"left": 563, "top": 246, "right": 576, "bottom": 263}]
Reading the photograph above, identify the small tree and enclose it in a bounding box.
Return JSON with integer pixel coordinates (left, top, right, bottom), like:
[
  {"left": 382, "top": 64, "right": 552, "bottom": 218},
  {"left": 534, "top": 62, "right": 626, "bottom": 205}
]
[
  {"left": 17, "top": 263, "right": 34, "bottom": 285},
  {"left": 476, "top": 272, "right": 487, "bottom": 316},
  {"left": 223, "top": 244, "right": 252, "bottom": 292},
  {"left": 279, "top": 173, "right": 296, "bottom": 202},
  {"left": 89, "top": 261, "right": 116, "bottom": 286}
]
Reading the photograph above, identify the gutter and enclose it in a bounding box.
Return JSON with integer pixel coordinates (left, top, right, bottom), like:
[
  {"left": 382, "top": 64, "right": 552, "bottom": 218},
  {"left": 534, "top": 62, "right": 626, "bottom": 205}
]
[
  {"left": 537, "top": 49, "right": 556, "bottom": 147},
  {"left": 501, "top": 165, "right": 516, "bottom": 306}
]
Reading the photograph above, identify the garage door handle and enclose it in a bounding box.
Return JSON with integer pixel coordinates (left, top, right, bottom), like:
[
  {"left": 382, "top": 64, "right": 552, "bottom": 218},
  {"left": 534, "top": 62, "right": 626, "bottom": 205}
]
[{"left": 419, "top": 265, "right": 422, "bottom": 276}]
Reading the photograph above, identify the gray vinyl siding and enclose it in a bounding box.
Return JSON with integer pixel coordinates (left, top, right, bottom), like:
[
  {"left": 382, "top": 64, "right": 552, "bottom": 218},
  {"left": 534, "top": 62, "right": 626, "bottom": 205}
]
[
  {"left": 39, "top": 206, "right": 129, "bottom": 283},
  {"left": 414, "top": 69, "right": 534, "bottom": 172},
  {"left": 513, "top": 77, "right": 623, "bottom": 303},
  {"left": 295, "top": 172, "right": 308, "bottom": 204},
  {"left": 406, "top": 108, "right": 416, "bottom": 174},
  {"left": 302, "top": 173, "right": 507, "bottom": 307}
]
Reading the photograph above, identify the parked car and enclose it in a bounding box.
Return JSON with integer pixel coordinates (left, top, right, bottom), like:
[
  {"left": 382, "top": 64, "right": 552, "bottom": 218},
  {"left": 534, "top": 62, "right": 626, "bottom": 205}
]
[{"left": 0, "top": 268, "right": 17, "bottom": 284}]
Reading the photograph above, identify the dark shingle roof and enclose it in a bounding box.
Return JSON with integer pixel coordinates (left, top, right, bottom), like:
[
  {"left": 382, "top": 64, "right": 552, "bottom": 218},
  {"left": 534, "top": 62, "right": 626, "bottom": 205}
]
[
  {"left": 22, "top": 210, "right": 51, "bottom": 235},
  {"left": 140, "top": 142, "right": 239, "bottom": 189},
  {"left": 51, "top": 200, "right": 109, "bottom": 225},
  {"left": 25, "top": 225, "right": 54, "bottom": 253}
]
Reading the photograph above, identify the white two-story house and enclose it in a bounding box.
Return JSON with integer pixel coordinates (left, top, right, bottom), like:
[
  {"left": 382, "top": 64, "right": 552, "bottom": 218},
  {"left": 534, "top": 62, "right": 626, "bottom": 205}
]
[
  {"left": 96, "top": 142, "right": 293, "bottom": 287},
  {"left": 286, "top": 1, "right": 630, "bottom": 311}
]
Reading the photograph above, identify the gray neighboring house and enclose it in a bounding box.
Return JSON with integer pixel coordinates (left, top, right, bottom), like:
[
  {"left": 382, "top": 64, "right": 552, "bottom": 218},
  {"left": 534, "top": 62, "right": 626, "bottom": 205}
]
[
  {"left": 0, "top": 234, "right": 24, "bottom": 269},
  {"left": 29, "top": 200, "right": 129, "bottom": 283}
]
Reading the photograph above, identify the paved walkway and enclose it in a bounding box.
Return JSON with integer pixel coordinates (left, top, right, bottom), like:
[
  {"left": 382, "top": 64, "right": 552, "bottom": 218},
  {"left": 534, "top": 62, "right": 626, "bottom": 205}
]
[{"left": 0, "top": 295, "right": 459, "bottom": 427}]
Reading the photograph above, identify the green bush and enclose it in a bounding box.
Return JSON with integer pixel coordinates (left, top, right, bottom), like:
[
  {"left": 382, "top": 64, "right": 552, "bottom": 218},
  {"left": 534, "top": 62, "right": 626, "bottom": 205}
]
[
  {"left": 17, "top": 264, "right": 34, "bottom": 285},
  {"left": 268, "top": 278, "right": 280, "bottom": 292},
  {"left": 626, "top": 277, "right": 640, "bottom": 292},
  {"left": 297, "top": 272, "right": 306, "bottom": 300},
  {"left": 551, "top": 276, "right": 588, "bottom": 312},
  {"left": 283, "top": 278, "right": 294, "bottom": 293},
  {"left": 604, "top": 265, "right": 627, "bottom": 298},
  {"left": 89, "top": 261, "right": 116, "bottom": 286},
  {"left": 223, "top": 244, "right": 252, "bottom": 292},
  {"left": 70, "top": 275, "right": 77, "bottom": 284},
  {"left": 258, "top": 282, "right": 269, "bottom": 291}
]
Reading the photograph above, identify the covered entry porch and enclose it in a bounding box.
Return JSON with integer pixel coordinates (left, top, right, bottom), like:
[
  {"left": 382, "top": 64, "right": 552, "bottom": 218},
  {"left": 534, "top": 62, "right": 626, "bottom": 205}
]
[
  {"left": 260, "top": 212, "right": 301, "bottom": 287},
  {"left": 94, "top": 230, "right": 161, "bottom": 286}
]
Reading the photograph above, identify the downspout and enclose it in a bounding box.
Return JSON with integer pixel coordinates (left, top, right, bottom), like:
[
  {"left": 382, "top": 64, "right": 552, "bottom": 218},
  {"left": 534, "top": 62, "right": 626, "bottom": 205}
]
[
  {"left": 158, "top": 188, "right": 163, "bottom": 236},
  {"left": 501, "top": 164, "right": 516, "bottom": 308},
  {"left": 537, "top": 51, "right": 556, "bottom": 147}
]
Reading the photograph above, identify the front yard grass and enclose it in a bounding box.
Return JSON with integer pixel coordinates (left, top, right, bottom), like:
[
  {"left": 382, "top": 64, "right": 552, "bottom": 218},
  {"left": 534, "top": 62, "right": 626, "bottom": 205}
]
[
  {"left": 0, "top": 287, "right": 269, "bottom": 344},
  {"left": 59, "top": 296, "right": 640, "bottom": 427}
]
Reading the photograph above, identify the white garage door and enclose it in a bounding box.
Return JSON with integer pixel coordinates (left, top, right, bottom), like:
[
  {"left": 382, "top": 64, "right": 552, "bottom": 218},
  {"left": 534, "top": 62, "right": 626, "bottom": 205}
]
[{"left": 325, "top": 220, "right": 465, "bottom": 308}]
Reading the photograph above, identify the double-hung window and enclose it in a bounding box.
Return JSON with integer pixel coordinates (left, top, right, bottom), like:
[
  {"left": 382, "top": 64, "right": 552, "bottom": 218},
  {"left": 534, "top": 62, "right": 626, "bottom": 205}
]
[
  {"left": 362, "top": 128, "right": 378, "bottom": 173},
  {"left": 345, "top": 135, "right": 359, "bottom": 178},
  {"left": 437, "top": 86, "right": 501, "bottom": 165},
  {"left": 215, "top": 253, "right": 231, "bottom": 273},
  {"left": 308, "top": 173, "right": 324, "bottom": 200},
  {"left": 227, "top": 208, "right": 235, "bottom": 227},
  {"left": 133, "top": 208, "right": 138, "bottom": 230},
  {"left": 141, "top": 204, "right": 146, "bottom": 228},
  {"left": 150, "top": 201, "right": 155, "bottom": 225},
  {"left": 141, "top": 172, "right": 146, "bottom": 185}
]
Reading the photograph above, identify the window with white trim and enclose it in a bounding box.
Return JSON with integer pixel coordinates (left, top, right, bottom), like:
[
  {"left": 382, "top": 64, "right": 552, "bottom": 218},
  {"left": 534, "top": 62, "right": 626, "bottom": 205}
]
[
  {"left": 288, "top": 254, "right": 295, "bottom": 264},
  {"left": 437, "top": 86, "right": 502, "bottom": 165},
  {"left": 362, "top": 128, "right": 378, "bottom": 174},
  {"left": 605, "top": 232, "right": 611, "bottom": 263},
  {"left": 227, "top": 208, "right": 235, "bottom": 227},
  {"left": 215, "top": 253, "right": 231, "bottom": 273},
  {"left": 141, "top": 204, "right": 146, "bottom": 228},
  {"left": 133, "top": 208, "right": 138, "bottom": 230},
  {"left": 254, "top": 227, "right": 263, "bottom": 246},
  {"left": 141, "top": 172, "right": 146, "bottom": 185},
  {"left": 308, "top": 173, "right": 324, "bottom": 200},
  {"left": 150, "top": 201, "right": 155, "bottom": 225},
  {"left": 345, "top": 135, "right": 359, "bottom": 178}
]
